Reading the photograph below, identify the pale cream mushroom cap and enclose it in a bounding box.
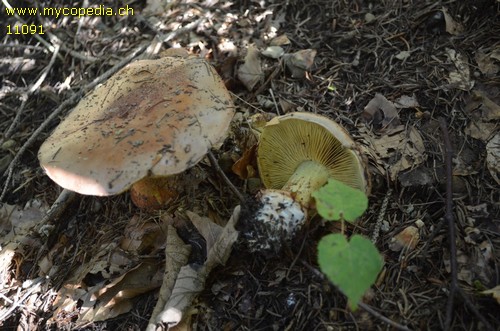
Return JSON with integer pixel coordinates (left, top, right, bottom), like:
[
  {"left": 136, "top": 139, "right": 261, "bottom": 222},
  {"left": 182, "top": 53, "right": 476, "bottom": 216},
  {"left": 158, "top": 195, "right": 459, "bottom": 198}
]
[{"left": 38, "top": 56, "right": 234, "bottom": 196}]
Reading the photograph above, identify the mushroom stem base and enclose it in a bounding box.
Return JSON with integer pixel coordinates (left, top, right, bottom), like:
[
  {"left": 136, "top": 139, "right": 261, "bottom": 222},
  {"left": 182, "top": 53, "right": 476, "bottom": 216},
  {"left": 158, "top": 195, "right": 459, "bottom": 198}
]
[{"left": 282, "top": 160, "right": 330, "bottom": 208}]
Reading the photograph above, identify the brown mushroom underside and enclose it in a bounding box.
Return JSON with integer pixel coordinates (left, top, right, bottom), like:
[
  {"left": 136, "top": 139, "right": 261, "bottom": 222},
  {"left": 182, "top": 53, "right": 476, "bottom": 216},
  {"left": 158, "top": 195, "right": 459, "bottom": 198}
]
[{"left": 38, "top": 56, "right": 234, "bottom": 196}]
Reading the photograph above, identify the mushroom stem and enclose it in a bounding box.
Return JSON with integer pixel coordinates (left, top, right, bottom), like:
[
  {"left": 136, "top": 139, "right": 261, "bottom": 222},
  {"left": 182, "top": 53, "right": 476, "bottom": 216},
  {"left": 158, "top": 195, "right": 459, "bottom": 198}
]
[{"left": 281, "top": 160, "right": 330, "bottom": 208}]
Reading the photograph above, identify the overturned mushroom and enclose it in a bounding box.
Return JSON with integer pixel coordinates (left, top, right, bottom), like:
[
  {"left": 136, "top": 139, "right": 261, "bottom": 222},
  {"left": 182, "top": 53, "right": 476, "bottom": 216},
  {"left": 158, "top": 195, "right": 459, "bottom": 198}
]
[
  {"left": 258, "top": 112, "right": 368, "bottom": 206},
  {"left": 244, "top": 112, "right": 368, "bottom": 252},
  {"left": 38, "top": 55, "right": 234, "bottom": 209}
]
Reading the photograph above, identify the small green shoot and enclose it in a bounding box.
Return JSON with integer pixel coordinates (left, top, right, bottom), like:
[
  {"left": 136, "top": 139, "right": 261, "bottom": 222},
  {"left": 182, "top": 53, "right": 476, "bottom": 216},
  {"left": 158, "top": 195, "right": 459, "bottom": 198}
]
[{"left": 313, "top": 178, "right": 383, "bottom": 310}]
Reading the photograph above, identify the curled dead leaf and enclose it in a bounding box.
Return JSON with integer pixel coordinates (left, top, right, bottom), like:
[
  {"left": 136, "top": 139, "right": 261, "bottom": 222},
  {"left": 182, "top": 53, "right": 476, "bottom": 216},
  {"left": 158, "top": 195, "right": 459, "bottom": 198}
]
[
  {"left": 482, "top": 285, "right": 500, "bottom": 304},
  {"left": 149, "top": 207, "right": 240, "bottom": 328},
  {"left": 237, "top": 45, "right": 263, "bottom": 91},
  {"left": 146, "top": 224, "right": 191, "bottom": 331},
  {"left": 360, "top": 125, "right": 426, "bottom": 180},
  {"left": 284, "top": 49, "right": 317, "bottom": 78},
  {"left": 394, "top": 94, "right": 420, "bottom": 109},
  {"left": 75, "top": 260, "right": 163, "bottom": 324},
  {"left": 120, "top": 215, "right": 168, "bottom": 254},
  {"left": 466, "top": 89, "right": 500, "bottom": 121},
  {"left": 270, "top": 34, "right": 290, "bottom": 46},
  {"left": 446, "top": 48, "right": 474, "bottom": 91},
  {"left": 475, "top": 48, "right": 500, "bottom": 76},
  {"left": 232, "top": 145, "right": 258, "bottom": 179},
  {"left": 442, "top": 7, "right": 464, "bottom": 35},
  {"left": 389, "top": 226, "right": 420, "bottom": 251},
  {"left": 261, "top": 46, "right": 284, "bottom": 59},
  {"left": 362, "top": 93, "right": 401, "bottom": 130}
]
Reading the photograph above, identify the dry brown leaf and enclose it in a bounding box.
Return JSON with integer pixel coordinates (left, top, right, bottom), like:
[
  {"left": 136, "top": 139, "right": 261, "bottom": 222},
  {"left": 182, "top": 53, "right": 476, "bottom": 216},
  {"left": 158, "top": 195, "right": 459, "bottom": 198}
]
[
  {"left": 446, "top": 48, "right": 474, "bottom": 91},
  {"left": 395, "top": 51, "right": 411, "bottom": 61},
  {"left": 361, "top": 125, "right": 426, "bottom": 180},
  {"left": 270, "top": 34, "right": 290, "bottom": 46},
  {"left": 186, "top": 210, "right": 223, "bottom": 252},
  {"left": 398, "top": 167, "right": 434, "bottom": 187},
  {"left": 444, "top": 246, "right": 494, "bottom": 286},
  {"left": 465, "top": 89, "right": 500, "bottom": 122},
  {"left": 0, "top": 200, "right": 48, "bottom": 285},
  {"left": 389, "top": 226, "right": 420, "bottom": 251},
  {"left": 232, "top": 144, "right": 258, "bottom": 179},
  {"left": 464, "top": 121, "right": 497, "bottom": 141},
  {"left": 464, "top": 89, "right": 499, "bottom": 141},
  {"left": 154, "top": 207, "right": 240, "bottom": 328},
  {"left": 394, "top": 94, "right": 420, "bottom": 109},
  {"left": 442, "top": 7, "right": 464, "bottom": 35},
  {"left": 444, "top": 250, "right": 472, "bottom": 284},
  {"left": 482, "top": 285, "right": 500, "bottom": 304},
  {"left": 486, "top": 133, "right": 500, "bottom": 185},
  {"left": 362, "top": 93, "right": 401, "bottom": 130},
  {"left": 237, "top": 45, "right": 262, "bottom": 91},
  {"left": 475, "top": 48, "right": 500, "bottom": 76},
  {"left": 120, "top": 215, "right": 167, "bottom": 254},
  {"left": 0, "top": 200, "right": 47, "bottom": 234},
  {"left": 51, "top": 242, "right": 138, "bottom": 321},
  {"left": 284, "top": 49, "right": 317, "bottom": 78},
  {"left": 146, "top": 224, "right": 191, "bottom": 331},
  {"left": 78, "top": 259, "right": 163, "bottom": 323},
  {"left": 261, "top": 46, "right": 284, "bottom": 59},
  {"left": 51, "top": 215, "right": 172, "bottom": 324}
]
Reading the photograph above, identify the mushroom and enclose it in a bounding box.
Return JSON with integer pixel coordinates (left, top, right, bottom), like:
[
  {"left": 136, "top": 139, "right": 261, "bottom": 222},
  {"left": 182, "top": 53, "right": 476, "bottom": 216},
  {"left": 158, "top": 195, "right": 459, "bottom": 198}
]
[
  {"left": 245, "top": 112, "right": 368, "bottom": 252},
  {"left": 258, "top": 112, "right": 368, "bottom": 206},
  {"left": 38, "top": 55, "right": 234, "bottom": 209}
]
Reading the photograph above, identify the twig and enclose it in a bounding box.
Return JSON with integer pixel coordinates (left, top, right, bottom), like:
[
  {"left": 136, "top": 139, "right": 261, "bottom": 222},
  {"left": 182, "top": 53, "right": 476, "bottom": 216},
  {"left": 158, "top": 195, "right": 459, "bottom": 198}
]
[
  {"left": 206, "top": 150, "right": 245, "bottom": 203},
  {"left": 148, "top": 17, "right": 204, "bottom": 44},
  {"left": 0, "top": 277, "right": 45, "bottom": 322},
  {"left": 38, "top": 189, "right": 77, "bottom": 225},
  {"left": 358, "top": 302, "right": 412, "bottom": 331},
  {"left": 252, "top": 62, "right": 282, "bottom": 98},
  {"left": 3, "top": 43, "right": 61, "bottom": 140},
  {"left": 438, "top": 117, "right": 457, "bottom": 331},
  {"left": 438, "top": 118, "right": 494, "bottom": 331}
]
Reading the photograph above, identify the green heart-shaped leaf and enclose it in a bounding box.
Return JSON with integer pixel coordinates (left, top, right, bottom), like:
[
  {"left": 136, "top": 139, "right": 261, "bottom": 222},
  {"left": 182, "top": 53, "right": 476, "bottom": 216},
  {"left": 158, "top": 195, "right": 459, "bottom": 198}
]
[
  {"left": 312, "top": 178, "right": 368, "bottom": 222},
  {"left": 318, "top": 234, "right": 384, "bottom": 310}
]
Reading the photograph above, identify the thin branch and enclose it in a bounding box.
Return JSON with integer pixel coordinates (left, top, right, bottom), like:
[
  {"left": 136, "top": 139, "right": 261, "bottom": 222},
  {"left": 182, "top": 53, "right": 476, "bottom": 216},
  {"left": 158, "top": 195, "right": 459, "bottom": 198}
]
[
  {"left": 358, "top": 302, "right": 412, "bottom": 331},
  {"left": 438, "top": 118, "right": 494, "bottom": 331},
  {"left": 206, "top": 150, "right": 245, "bottom": 203},
  {"left": 438, "top": 117, "right": 458, "bottom": 331},
  {"left": 4, "top": 43, "right": 61, "bottom": 140}
]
